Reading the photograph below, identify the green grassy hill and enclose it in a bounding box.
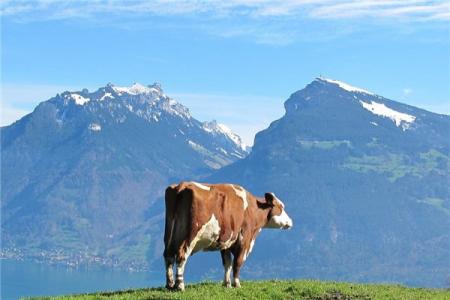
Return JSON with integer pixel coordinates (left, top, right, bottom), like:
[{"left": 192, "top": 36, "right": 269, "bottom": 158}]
[{"left": 32, "top": 280, "right": 450, "bottom": 300}]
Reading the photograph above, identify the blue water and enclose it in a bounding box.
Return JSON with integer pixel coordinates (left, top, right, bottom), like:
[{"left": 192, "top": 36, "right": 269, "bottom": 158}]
[{"left": 1, "top": 260, "right": 163, "bottom": 300}]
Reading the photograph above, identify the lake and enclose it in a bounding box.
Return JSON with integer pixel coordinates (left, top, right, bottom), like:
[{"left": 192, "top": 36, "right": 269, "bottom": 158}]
[{"left": 1, "top": 259, "right": 163, "bottom": 300}]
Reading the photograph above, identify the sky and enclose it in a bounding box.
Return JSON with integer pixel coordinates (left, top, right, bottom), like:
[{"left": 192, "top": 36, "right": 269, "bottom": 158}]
[{"left": 1, "top": 0, "right": 450, "bottom": 145}]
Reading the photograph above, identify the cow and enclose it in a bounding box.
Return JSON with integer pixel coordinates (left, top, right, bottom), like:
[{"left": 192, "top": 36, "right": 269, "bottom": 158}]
[{"left": 163, "top": 182, "right": 293, "bottom": 291}]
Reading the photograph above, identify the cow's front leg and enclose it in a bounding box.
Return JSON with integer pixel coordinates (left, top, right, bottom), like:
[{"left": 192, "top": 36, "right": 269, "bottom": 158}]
[
  {"left": 232, "top": 250, "right": 245, "bottom": 288},
  {"left": 163, "top": 250, "right": 175, "bottom": 289},
  {"left": 221, "top": 250, "right": 232, "bottom": 288}
]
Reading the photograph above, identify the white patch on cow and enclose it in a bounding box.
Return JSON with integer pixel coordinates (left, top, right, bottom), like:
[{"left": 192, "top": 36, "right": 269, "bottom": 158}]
[
  {"left": 224, "top": 266, "right": 232, "bottom": 287},
  {"left": 233, "top": 277, "right": 241, "bottom": 288},
  {"left": 243, "top": 238, "right": 256, "bottom": 262},
  {"left": 248, "top": 238, "right": 255, "bottom": 254},
  {"left": 176, "top": 260, "right": 186, "bottom": 280},
  {"left": 177, "top": 214, "right": 220, "bottom": 282},
  {"left": 167, "top": 266, "right": 174, "bottom": 282},
  {"left": 187, "top": 214, "right": 220, "bottom": 255},
  {"left": 265, "top": 209, "right": 293, "bottom": 229},
  {"left": 230, "top": 185, "right": 248, "bottom": 210},
  {"left": 238, "top": 232, "right": 244, "bottom": 242},
  {"left": 191, "top": 182, "right": 210, "bottom": 191},
  {"left": 220, "top": 233, "right": 236, "bottom": 249}
]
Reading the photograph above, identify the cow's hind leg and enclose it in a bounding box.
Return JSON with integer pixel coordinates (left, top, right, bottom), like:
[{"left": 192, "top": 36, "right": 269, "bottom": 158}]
[
  {"left": 221, "top": 249, "right": 232, "bottom": 288},
  {"left": 163, "top": 249, "right": 175, "bottom": 289},
  {"left": 232, "top": 249, "right": 245, "bottom": 288},
  {"left": 174, "top": 243, "right": 189, "bottom": 291}
]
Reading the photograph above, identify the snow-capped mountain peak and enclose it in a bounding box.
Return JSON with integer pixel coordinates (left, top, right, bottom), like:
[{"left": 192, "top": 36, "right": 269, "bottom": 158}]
[
  {"left": 58, "top": 82, "right": 190, "bottom": 117},
  {"left": 202, "top": 120, "right": 248, "bottom": 152},
  {"left": 111, "top": 82, "right": 161, "bottom": 96},
  {"left": 316, "top": 77, "right": 374, "bottom": 95},
  {"left": 44, "top": 82, "right": 248, "bottom": 162}
]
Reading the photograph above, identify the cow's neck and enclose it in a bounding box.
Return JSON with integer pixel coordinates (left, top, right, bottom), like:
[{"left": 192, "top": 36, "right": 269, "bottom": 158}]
[{"left": 254, "top": 199, "right": 272, "bottom": 229}]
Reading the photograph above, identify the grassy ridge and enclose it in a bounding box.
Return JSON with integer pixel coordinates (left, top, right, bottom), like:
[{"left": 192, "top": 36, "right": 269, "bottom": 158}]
[{"left": 33, "top": 280, "right": 450, "bottom": 300}]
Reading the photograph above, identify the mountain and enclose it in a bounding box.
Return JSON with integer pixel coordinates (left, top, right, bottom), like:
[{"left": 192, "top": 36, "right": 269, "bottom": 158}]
[
  {"left": 1, "top": 82, "right": 248, "bottom": 267},
  {"left": 209, "top": 78, "right": 450, "bottom": 287},
  {"left": 2, "top": 78, "right": 449, "bottom": 288}
]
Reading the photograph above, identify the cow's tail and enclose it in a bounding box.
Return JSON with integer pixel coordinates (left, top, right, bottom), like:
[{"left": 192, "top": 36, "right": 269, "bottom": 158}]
[{"left": 164, "top": 184, "right": 178, "bottom": 256}]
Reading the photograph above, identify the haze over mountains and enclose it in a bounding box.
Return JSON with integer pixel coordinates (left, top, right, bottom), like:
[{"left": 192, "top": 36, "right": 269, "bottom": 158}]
[{"left": 1, "top": 78, "right": 449, "bottom": 287}]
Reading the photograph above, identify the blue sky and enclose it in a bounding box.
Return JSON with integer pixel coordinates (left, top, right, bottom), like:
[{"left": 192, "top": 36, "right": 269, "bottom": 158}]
[{"left": 1, "top": 0, "right": 449, "bottom": 145}]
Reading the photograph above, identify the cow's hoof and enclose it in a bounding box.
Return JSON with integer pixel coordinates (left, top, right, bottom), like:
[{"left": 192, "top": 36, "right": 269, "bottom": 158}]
[
  {"left": 223, "top": 281, "right": 231, "bottom": 288},
  {"left": 175, "top": 282, "right": 185, "bottom": 292},
  {"left": 232, "top": 279, "right": 241, "bottom": 288},
  {"left": 165, "top": 283, "right": 175, "bottom": 290}
]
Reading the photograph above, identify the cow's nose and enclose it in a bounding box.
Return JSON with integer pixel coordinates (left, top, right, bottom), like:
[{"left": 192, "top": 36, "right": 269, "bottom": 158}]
[
  {"left": 285, "top": 219, "right": 293, "bottom": 229},
  {"left": 283, "top": 222, "right": 293, "bottom": 229}
]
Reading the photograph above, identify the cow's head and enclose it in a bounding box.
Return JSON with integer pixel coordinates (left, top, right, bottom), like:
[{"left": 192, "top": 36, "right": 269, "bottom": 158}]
[{"left": 263, "top": 192, "right": 293, "bottom": 229}]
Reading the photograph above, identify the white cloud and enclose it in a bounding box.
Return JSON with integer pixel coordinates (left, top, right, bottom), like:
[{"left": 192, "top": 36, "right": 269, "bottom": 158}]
[
  {"left": 1, "top": 1, "right": 447, "bottom": 46},
  {"left": 2, "top": 1, "right": 447, "bottom": 46},
  {"left": 402, "top": 88, "right": 413, "bottom": 97},
  {"left": 2, "top": 0, "right": 449, "bottom": 21}
]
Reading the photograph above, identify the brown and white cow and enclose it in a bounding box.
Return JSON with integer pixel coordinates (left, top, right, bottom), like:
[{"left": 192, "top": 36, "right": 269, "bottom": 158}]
[{"left": 163, "top": 182, "right": 293, "bottom": 291}]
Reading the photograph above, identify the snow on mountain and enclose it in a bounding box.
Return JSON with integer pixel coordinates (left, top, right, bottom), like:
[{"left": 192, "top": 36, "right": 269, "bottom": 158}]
[
  {"left": 202, "top": 120, "right": 248, "bottom": 152},
  {"left": 49, "top": 82, "right": 249, "bottom": 161},
  {"left": 88, "top": 123, "right": 102, "bottom": 131},
  {"left": 316, "top": 77, "right": 374, "bottom": 95},
  {"left": 111, "top": 82, "right": 161, "bottom": 96},
  {"left": 69, "top": 93, "right": 90, "bottom": 105},
  {"left": 359, "top": 100, "right": 416, "bottom": 130},
  {"left": 306, "top": 78, "right": 418, "bottom": 131},
  {"left": 99, "top": 92, "right": 114, "bottom": 101}
]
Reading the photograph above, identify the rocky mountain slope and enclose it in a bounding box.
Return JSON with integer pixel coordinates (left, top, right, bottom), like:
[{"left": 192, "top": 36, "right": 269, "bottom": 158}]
[{"left": 1, "top": 83, "right": 248, "bottom": 267}]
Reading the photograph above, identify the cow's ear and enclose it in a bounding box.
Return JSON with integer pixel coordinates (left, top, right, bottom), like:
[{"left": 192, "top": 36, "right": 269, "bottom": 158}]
[{"left": 264, "top": 193, "right": 274, "bottom": 205}]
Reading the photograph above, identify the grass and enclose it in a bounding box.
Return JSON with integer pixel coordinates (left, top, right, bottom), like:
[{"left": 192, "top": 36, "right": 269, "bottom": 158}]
[
  {"left": 30, "top": 279, "right": 450, "bottom": 300},
  {"left": 341, "top": 149, "right": 450, "bottom": 182},
  {"left": 297, "top": 139, "right": 352, "bottom": 150}
]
